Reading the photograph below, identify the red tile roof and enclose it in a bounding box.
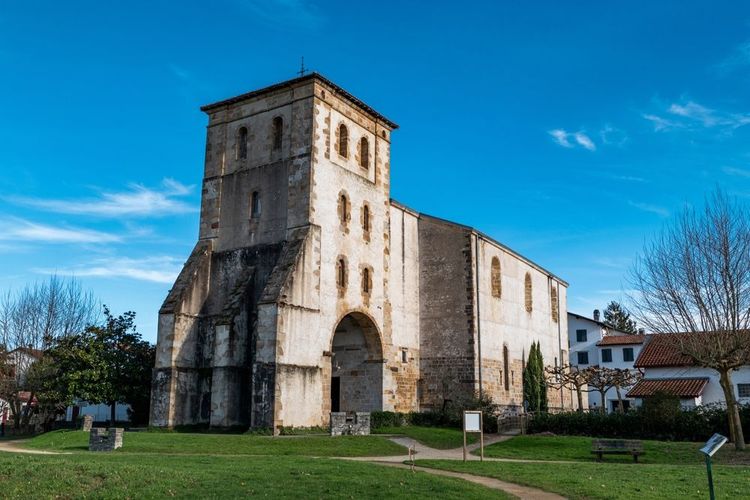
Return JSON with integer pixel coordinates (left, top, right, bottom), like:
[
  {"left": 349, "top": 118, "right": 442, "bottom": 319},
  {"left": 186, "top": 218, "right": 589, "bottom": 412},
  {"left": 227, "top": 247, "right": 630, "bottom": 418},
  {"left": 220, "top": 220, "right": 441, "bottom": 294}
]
[
  {"left": 633, "top": 334, "right": 696, "bottom": 368},
  {"left": 626, "top": 378, "right": 709, "bottom": 398},
  {"left": 596, "top": 335, "right": 647, "bottom": 346}
]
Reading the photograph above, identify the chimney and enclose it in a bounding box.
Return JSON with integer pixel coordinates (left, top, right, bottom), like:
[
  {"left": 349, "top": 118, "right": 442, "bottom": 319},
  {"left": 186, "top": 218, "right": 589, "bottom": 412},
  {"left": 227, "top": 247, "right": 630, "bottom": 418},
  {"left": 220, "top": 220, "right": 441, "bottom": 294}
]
[
  {"left": 593, "top": 309, "right": 600, "bottom": 321},
  {"left": 638, "top": 328, "right": 645, "bottom": 335}
]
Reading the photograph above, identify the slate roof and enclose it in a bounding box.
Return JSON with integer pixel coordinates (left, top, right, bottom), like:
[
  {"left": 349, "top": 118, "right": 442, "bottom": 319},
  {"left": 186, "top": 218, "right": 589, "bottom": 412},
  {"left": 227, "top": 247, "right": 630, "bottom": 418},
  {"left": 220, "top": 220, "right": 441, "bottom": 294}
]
[
  {"left": 627, "top": 378, "right": 709, "bottom": 398},
  {"left": 596, "top": 335, "right": 647, "bottom": 346}
]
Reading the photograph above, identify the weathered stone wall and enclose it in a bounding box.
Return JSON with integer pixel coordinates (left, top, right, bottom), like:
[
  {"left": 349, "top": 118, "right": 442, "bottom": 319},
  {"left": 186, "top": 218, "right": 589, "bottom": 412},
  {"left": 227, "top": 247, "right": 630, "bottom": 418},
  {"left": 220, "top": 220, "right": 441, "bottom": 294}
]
[
  {"left": 330, "top": 412, "right": 371, "bottom": 436},
  {"left": 89, "top": 428, "right": 123, "bottom": 451}
]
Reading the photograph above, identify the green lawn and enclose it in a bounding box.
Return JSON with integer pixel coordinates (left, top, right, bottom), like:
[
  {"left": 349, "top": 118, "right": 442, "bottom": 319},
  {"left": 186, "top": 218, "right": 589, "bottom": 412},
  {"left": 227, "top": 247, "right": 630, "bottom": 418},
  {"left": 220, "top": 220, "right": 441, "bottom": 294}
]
[
  {"left": 25, "top": 430, "right": 406, "bottom": 457},
  {"left": 0, "top": 452, "right": 506, "bottom": 499},
  {"left": 478, "top": 435, "right": 750, "bottom": 465},
  {"left": 416, "top": 460, "right": 750, "bottom": 500},
  {"left": 373, "top": 426, "right": 476, "bottom": 449}
]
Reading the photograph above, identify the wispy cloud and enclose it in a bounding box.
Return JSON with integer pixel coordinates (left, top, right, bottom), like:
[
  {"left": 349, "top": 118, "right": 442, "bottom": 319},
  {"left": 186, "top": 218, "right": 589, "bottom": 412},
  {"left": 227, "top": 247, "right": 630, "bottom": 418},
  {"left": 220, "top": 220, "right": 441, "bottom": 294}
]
[
  {"left": 6, "top": 178, "right": 196, "bottom": 218},
  {"left": 35, "top": 256, "right": 183, "bottom": 284},
  {"left": 644, "top": 100, "right": 750, "bottom": 132},
  {"left": 599, "top": 124, "right": 628, "bottom": 147},
  {"left": 0, "top": 218, "right": 120, "bottom": 244},
  {"left": 548, "top": 129, "right": 596, "bottom": 151},
  {"left": 715, "top": 40, "right": 750, "bottom": 76},
  {"left": 722, "top": 166, "right": 750, "bottom": 178},
  {"left": 628, "top": 201, "right": 669, "bottom": 217},
  {"left": 610, "top": 174, "right": 647, "bottom": 183},
  {"left": 236, "top": 0, "right": 325, "bottom": 29},
  {"left": 593, "top": 257, "right": 632, "bottom": 270}
]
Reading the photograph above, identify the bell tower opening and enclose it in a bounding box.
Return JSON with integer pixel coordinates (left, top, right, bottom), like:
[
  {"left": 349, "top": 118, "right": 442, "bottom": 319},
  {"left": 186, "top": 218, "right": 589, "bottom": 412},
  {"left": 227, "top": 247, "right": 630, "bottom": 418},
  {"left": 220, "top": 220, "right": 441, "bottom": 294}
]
[{"left": 330, "top": 313, "right": 384, "bottom": 413}]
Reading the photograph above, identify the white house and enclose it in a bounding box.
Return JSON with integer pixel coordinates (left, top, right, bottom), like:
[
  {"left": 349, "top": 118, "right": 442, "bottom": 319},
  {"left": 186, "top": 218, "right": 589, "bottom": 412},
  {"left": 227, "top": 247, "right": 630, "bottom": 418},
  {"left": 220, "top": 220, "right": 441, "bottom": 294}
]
[
  {"left": 568, "top": 311, "right": 646, "bottom": 412},
  {"left": 627, "top": 333, "right": 750, "bottom": 408}
]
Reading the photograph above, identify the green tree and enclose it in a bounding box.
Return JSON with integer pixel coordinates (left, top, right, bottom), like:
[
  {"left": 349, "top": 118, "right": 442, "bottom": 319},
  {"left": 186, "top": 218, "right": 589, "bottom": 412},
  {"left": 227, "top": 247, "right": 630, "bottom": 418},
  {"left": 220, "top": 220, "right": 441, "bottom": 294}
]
[
  {"left": 535, "top": 342, "right": 548, "bottom": 412},
  {"left": 603, "top": 301, "right": 637, "bottom": 333},
  {"left": 523, "top": 342, "right": 547, "bottom": 413},
  {"left": 49, "top": 307, "right": 154, "bottom": 425}
]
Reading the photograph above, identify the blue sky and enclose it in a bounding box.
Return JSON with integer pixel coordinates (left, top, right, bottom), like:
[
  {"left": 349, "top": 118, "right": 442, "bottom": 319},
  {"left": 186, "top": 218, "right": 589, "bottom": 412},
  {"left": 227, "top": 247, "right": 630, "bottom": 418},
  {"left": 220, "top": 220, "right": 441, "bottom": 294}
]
[{"left": 3, "top": 1, "right": 750, "bottom": 342}]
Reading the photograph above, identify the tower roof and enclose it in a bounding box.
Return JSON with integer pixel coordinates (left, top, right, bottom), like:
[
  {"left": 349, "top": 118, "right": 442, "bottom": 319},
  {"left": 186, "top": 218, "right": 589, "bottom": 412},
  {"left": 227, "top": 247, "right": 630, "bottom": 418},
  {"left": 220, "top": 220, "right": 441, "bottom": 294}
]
[{"left": 200, "top": 72, "right": 399, "bottom": 130}]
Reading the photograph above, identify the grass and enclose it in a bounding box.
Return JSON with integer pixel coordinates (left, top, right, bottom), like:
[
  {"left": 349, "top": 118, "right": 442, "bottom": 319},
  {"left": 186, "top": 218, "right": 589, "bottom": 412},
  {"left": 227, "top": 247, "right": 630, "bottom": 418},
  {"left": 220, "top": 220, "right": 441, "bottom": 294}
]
[
  {"left": 373, "top": 426, "right": 477, "bottom": 449},
  {"left": 0, "top": 453, "right": 506, "bottom": 499},
  {"left": 477, "top": 435, "right": 750, "bottom": 465},
  {"left": 25, "top": 430, "right": 407, "bottom": 457},
  {"left": 416, "top": 460, "right": 750, "bottom": 500}
]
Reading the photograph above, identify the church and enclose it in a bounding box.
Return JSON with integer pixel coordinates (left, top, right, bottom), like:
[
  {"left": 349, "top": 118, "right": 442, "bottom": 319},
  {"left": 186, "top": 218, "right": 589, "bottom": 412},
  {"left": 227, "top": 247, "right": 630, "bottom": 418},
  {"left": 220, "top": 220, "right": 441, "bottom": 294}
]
[{"left": 150, "top": 73, "right": 574, "bottom": 430}]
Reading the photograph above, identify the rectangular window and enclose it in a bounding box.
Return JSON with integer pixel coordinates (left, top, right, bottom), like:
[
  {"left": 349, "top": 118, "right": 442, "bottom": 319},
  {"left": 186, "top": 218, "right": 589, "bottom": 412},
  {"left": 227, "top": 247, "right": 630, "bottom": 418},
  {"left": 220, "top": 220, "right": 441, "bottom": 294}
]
[
  {"left": 738, "top": 384, "right": 750, "bottom": 398},
  {"left": 401, "top": 349, "right": 408, "bottom": 363},
  {"left": 576, "top": 329, "right": 587, "bottom": 342},
  {"left": 577, "top": 351, "right": 589, "bottom": 365},
  {"left": 601, "top": 348, "right": 612, "bottom": 363},
  {"left": 623, "top": 348, "right": 634, "bottom": 362}
]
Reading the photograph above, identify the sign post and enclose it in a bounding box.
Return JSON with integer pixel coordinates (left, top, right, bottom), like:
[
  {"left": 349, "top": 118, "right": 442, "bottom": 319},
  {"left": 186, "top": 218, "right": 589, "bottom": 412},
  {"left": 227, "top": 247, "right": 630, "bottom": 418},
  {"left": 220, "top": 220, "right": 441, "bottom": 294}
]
[
  {"left": 463, "top": 410, "right": 484, "bottom": 462},
  {"left": 699, "top": 433, "right": 728, "bottom": 500}
]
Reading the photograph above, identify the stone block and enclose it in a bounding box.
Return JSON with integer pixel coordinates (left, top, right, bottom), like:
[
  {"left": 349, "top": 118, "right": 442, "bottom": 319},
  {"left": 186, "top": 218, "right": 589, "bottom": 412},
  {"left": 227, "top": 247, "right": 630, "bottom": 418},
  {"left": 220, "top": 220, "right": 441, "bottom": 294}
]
[
  {"left": 82, "top": 415, "right": 93, "bottom": 432},
  {"left": 329, "top": 412, "right": 370, "bottom": 436},
  {"left": 88, "top": 427, "right": 123, "bottom": 452}
]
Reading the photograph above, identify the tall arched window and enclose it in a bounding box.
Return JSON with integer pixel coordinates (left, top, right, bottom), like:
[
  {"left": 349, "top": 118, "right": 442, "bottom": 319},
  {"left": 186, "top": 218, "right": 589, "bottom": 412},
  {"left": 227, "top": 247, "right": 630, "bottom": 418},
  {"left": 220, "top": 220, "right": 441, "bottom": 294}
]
[
  {"left": 251, "top": 191, "right": 261, "bottom": 218},
  {"left": 359, "top": 137, "right": 369, "bottom": 169},
  {"left": 550, "top": 285, "right": 559, "bottom": 323},
  {"left": 503, "top": 345, "right": 510, "bottom": 391},
  {"left": 362, "top": 204, "right": 370, "bottom": 234},
  {"left": 338, "top": 124, "right": 348, "bottom": 157},
  {"left": 491, "top": 257, "right": 501, "bottom": 298},
  {"left": 336, "top": 258, "right": 347, "bottom": 289},
  {"left": 339, "top": 193, "right": 349, "bottom": 226},
  {"left": 237, "top": 126, "right": 248, "bottom": 160},
  {"left": 272, "top": 117, "right": 283, "bottom": 150},
  {"left": 524, "top": 272, "right": 533, "bottom": 313},
  {"left": 362, "top": 267, "right": 371, "bottom": 294}
]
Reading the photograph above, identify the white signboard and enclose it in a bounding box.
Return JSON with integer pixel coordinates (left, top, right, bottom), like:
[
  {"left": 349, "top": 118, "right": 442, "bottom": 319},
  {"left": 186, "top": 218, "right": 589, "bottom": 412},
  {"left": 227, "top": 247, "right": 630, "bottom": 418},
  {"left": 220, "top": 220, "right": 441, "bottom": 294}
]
[
  {"left": 464, "top": 412, "right": 481, "bottom": 432},
  {"left": 700, "top": 433, "right": 728, "bottom": 457}
]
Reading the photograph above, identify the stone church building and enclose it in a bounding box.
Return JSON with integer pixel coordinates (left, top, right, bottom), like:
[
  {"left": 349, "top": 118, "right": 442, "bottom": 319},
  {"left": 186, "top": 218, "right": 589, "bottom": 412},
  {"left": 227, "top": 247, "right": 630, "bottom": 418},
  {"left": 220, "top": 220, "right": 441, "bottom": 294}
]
[{"left": 150, "top": 73, "right": 574, "bottom": 430}]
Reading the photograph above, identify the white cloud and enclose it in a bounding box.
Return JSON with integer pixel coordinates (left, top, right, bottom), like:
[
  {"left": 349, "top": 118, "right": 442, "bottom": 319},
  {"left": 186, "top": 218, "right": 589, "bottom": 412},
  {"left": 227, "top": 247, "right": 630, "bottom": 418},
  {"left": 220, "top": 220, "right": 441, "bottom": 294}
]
[
  {"left": 644, "top": 100, "right": 750, "bottom": 132},
  {"left": 715, "top": 40, "right": 750, "bottom": 75},
  {"left": 35, "top": 256, "right": 183, "bottom": 284},
  {"left": 599, "top": 125, "right": 628, "bottom": 146},
  {"left": 642, "top": 113, "right": 682, "bottom": 132},
  {"left": 7, "top": 178, "right": 196, "bottom": 218},
  {"left": 610, "top": 175, "right": 646, "bottom": 183},
  {"left": 549, "top": 129, "right": 573, "bottom": 148},
  {"left": 628, "top": 201, "right": 669, "bottom": 217},
  {"left": 574, "top": 132, "right": 596, "bottom": 151},
  {"left": 0, "top": 218, "right": 120, "bottom": 244},
  {"left": 722, "top": 166, "right": 750, "bottom": 178}
]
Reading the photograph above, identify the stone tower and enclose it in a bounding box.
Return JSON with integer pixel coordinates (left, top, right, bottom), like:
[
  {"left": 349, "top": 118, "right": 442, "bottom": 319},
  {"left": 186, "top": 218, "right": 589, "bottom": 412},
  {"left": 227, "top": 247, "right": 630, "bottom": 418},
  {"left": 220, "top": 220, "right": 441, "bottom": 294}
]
[{"left": 150, "top": 74, "right": 407, "bottom": 430}]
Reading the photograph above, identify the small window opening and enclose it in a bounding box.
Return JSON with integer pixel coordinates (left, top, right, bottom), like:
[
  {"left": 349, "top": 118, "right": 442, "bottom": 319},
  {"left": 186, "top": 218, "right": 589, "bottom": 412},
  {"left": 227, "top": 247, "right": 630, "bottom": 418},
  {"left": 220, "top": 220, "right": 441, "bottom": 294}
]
[
  {"left": 401, "top": 349, "right": 408, "bottom": 363},
  {"left": 524, "top": 272, "right": 533, "bottom": 313},
  {"left": 362, "top": 267, "right": 371, "bottom": 294},
  {"left": 359, "top": 137, "right": 369, "bottom": 169},
  {"left": 336, "top": 258, "right": 347, "bottom": 288},
  {"left": 503, "top": 345, "right": 510, "bottom": 391},
  {"left": 237, "top": 127, "right": 248, "bottom": 160},
  {"left": 251, "top": 191, "right": 261, "bottom": 218},
  {"left": 272, "top": 117, "right": 283, "bottom": 150},
  {"left": 362, "top": 204, "right": 370, "bottom": 234},
  {"left": 491, "top": 257, "right": 502, "bottom": 298},
  {"left": 339, "top": 194, "right": 348, "bottom": 226},
  {"left": 338, "top": 124, "right": 348, "bottom": 157}
]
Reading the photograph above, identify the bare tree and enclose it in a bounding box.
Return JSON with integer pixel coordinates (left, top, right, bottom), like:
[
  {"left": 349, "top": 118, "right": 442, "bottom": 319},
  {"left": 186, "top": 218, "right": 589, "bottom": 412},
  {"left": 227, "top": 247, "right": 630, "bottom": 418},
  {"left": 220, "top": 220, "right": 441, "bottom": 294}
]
[
  {"left": 611, "top": 369, "right": 642, "bottom": 413},
  {"left": 629, "top": 190, "right": 750, "bottom": 450},
  {"left": 545, "top": 364, "right": 589, "bottom": 412},
  {"left": 584, "top": 366, "right": 621, "bottom": 413},
  {"left": 0, "top": 276, "right": 98, "bottom": 431}
]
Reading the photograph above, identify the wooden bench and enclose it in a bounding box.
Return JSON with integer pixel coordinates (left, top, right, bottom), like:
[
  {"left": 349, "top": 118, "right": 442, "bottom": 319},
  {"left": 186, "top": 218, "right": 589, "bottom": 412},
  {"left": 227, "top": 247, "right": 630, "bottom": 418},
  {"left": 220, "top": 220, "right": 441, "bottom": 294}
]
[{"left": 591, "top": 439, "right": 644, "bottom": 463}]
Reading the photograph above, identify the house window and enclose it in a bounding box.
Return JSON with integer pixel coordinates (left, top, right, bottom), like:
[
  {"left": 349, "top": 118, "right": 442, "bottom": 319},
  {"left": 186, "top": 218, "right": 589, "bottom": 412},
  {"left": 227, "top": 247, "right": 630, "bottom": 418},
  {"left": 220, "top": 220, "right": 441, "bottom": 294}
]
[
  {"left": 250, "top": 191, "right": 261, "bottom": 218},
  {"left": 738, "top": 384, "right": 750, "bottom": 398},
  {"left": 237, "top": 126, "right": 248, "bottom": 160},
  {"left": 336, "top": 258, "right": 347, "bottom": 289},
  {"left": 338, "top": 124, "right": 348, "bottom": 157},
  {"left": 362, "top": 267, "right": 371, "bottom": 294},
  {"left": 491, "top": 257, "right": 501, "bottom": 298},
  {"left": 601, "top": 348, "right": 612, "bottom": 363},
  {"left": 576, "top": 329, "right": 587, "bottom": 342},
  {"left": 577, "top": 351, "right": 589, "bottom": 365},
  {"left": 272, "top": 117, "right": 283, "bottom": 150},
  {"left": 503, "top": 345, "right": 510, "bottom": 391},
  {"left": 623, "top": 348, "right": 634, "bottom": 362},
  {"left": 524, "top": 272, "right": 533, "bottom": 312},
  {"left": 550, "top": 285, "right": 559, "bottom": 322},
  {"left": 359, "top": 137, "right": 369, "bottom": 169}
]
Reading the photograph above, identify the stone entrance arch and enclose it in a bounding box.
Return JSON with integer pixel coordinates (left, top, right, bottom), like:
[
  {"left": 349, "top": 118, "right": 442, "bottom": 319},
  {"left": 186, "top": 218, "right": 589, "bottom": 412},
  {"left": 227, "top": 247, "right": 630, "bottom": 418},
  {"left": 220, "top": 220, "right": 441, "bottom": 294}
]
[{"left": 329, "top": 312, "right": 384, "bottom": 413}]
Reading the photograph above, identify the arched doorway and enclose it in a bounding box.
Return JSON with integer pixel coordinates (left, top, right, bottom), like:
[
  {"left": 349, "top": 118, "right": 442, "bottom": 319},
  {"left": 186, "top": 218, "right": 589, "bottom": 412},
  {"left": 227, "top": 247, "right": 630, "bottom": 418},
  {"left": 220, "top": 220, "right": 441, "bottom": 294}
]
[{"left": 330, "top": 312, "right": 384, "bottom": 413}]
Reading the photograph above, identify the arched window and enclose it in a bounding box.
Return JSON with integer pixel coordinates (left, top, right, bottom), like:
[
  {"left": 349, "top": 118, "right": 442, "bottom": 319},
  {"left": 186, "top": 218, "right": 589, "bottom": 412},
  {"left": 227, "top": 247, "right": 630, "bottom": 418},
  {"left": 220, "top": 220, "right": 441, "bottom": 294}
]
[
  {"left": 338, "top": 124, "right": 348, "bottom": 157},
  {"left": 503, "top": 345, "right": 510, "bottom": 391},
  {"left": 362, "top": 267, "right": 371, "bottom": 294},
  {"left": 336, "top": 258, "right": 347, "bottom": 289},
  {"left": 359, "top": 137, "right": 369, "bottom": 169},
  {"left": 524, "top": 272, "right": 533, "bottom": 313},
  {"left": 362, "top": 204, "right": 370, "bottom": 234},
  {"left": 491, "top": 257, "right": 501, "bottom": 298},
  {"left": 272, "top": 117, "right": 283, "bottom": 150},
  {"left": 339, "top": 193, "right": 349, "bottom": 226},
  {"left": 237, "top": 127, "right": 248, "bottom": 160},
  {"left": 251, "top": 191, "right": 261, "bottom": 218},
  {"left": 550, "top": 285, "right": 559, "bottom": 323}
]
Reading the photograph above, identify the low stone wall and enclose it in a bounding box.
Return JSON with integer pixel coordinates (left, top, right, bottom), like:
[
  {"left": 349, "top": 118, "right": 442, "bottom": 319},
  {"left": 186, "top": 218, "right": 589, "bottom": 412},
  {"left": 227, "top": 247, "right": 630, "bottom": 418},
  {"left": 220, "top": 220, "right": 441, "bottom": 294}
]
[
  {"left": 89, "top": 428, "right": 123, "bottom": 451},
  {"left": 330, "top": 412, "right": 370, "bottom": 436}
]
